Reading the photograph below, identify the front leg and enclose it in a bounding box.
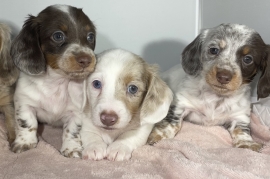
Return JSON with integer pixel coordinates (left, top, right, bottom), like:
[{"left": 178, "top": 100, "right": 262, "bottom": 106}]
[
  {"left": 147, "top": 105, "right": 185, "bottom": 145},
  {"left": 226, "top": 118, "right": 263, "bottom": 152},
  {"left": 1, "top": 104, "right": 16, "bottom": 144},
  {"left": 60, "top": 120, "right": 83, "bottom": 158},
  {"left": 81, "top": 130, "right": 107, "bottom": 161},
  {"left": 106, "top": 124, "right": 153, "bottom": 161},
  {"left": 11, "top": 104, "right": 38, "bottom": 153}
]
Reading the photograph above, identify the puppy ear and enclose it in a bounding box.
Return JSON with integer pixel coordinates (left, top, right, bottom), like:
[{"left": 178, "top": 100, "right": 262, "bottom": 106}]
[
  {"left": 182, "top": 30, "right": 208, "bottom": 76},
  {"left": 0, "top": 23, "right": 19, "bottom": 85},
  {"left": 140, "top": 64, "right": 173, "bottom": 125},
  {"left": 257, "top": 46, "right": 270, "bottom": 99},
  {"left": 11, "top": 15, "right": 46, "bottom": 75}
]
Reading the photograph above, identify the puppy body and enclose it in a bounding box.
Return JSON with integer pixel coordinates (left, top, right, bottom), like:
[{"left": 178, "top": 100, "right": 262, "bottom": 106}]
[
  {"left": 0, "top": 23, "right": 19, "bottom": 143},
  {"left": 11, "top": 5, "right": 96, "bottom": 157},
  {"left": 81, "top": 49, "right": 173, "bottom": 161},
  {"left": 148, "top": 24, "right": 270, "bottom": 151}
]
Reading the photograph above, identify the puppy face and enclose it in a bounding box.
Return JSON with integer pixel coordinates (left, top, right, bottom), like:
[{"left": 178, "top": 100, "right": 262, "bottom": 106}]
[
  {"left": 84, "top": 49, "right": 173, "bottom": 130},
  {"left": 182, "top": 24, "right": 269, "bottom": 96},
  {"left": 11, "top": 5, "right": 96, "bottom": 79}
]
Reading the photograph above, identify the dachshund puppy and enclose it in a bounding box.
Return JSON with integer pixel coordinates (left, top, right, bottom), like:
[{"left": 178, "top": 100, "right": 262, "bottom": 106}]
[
  {"left": 80, "top": 49, "right": 173, "bottom": 161},
  {"left": 148, "top": 23, "right": 270, "bottom": 152},
  {"left": 0, "top": 23, "right": 19, "bottom": 144},
  {"left": 10, "top": 5, "right": 96, "bottom": 158}
]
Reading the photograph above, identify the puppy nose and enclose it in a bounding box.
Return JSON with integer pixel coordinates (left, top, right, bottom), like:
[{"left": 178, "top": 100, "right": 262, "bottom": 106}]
[
  {"left": 100, "top": 111, "right": 118, "bottom": 126},
  {"left": 216, "top": 69, "right": 233, "bottom": 84},
  {"left": 76, "top": 56, "right": 91, "bottom": 68}
]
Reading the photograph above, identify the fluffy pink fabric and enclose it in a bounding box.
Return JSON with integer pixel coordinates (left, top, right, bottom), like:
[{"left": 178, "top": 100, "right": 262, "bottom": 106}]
[{"left": 1, "top": 113, "right": 269, "bottom": 179}]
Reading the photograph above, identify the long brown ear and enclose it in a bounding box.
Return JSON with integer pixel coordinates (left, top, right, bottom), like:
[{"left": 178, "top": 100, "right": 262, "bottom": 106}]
[
  {"left": 182, "top": 29, "right": 208, "bottom": 76},
  {"left": 257, "top": 46, "right": 270, "bottom": 99},
  {"left": 140, "top": 64, "right": 173, "bottom": 125},
  {"left": 11, "top": 15, "right": 46, "bottom": 75}
]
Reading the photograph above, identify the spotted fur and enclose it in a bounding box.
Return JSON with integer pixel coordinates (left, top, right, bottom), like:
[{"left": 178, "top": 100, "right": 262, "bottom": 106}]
[
  {"left": 148, "top": 24, "right": 270, "bottom": 152},
  {"left": 10, "top": 5, "right": 96, "bottom": 158}
]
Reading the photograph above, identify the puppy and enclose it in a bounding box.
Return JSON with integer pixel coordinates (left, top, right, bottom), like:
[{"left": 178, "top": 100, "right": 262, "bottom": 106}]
[
  {"left": 0, "top": 23, "right": 19, "bottom": 144},
  {"left": 148, "top": 23, "right": 270, "bottom": 152},
  {"left": 10, "top": 5, "right": 96, "bottom": 157},
  {"left": 80, "top": 49, "right": 173, "bottom": 161}
]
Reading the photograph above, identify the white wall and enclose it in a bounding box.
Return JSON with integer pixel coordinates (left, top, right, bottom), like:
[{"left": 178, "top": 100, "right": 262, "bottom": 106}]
[{"left": 0, "top": 0, "right": 198, "bottom": 72}]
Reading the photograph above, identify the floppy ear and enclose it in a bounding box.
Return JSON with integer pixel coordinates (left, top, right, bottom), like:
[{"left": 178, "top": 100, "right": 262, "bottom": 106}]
[
  {"left": 140, "top": 64, "right": 173, "bottom": 125},
  {"left": 11, "top": 15, "right": 46, "bottom": 75},
  {"left": 257, "top": 46, "right": 270, "bottom": 99},
  {"left": 182, "top": 30, "right": 208, "bottom": 76},
  {"left": 0, "top": 23, "right": 19, "bottom": 85}
]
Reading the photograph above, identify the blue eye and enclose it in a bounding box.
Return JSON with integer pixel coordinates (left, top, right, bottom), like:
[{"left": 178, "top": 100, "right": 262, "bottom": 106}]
[
  {"left": 52, "top": 31, "right": 65, "bottom": 42},
  {"left": 92, "top": 80, "right": 102, "bottom": 89},
  {"left": 87, "top": 32, "right": 95, "bottom": 43},
  {"left": 127, "top": 85, "right": 138, "bottom": 94}
]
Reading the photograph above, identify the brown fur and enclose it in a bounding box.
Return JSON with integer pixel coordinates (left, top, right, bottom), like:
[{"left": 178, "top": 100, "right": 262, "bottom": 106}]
[{"left": 0, "top": 23, "right": 19, "bottom": 144}]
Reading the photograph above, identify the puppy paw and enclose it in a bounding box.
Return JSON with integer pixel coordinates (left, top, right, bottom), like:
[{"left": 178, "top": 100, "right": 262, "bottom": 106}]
[
  {"left": 82, "top": 142, "right": 107, "bottom": 161},
  {"left": 147, "top": 133, "right": 164, "bottom": 145},
  {"left": 106, "top": 142, "right": 133, "bottom": 161},
  {"left": 61, "top": 148, "right": 82, "bottom": 158},
  {"left": 235, "top": 140, "right": 263, "bottom": 152},
  {"left": 11, "top": 141, "right": 37, "bottom": 153}
]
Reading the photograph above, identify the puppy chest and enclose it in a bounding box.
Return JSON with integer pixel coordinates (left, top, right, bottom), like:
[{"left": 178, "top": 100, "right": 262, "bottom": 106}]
[{"left": 183, "top": 94, "right": 245, "bottom": 125}]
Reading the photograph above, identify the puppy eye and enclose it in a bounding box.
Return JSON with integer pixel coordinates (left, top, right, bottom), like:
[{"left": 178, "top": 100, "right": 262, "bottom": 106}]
[
  {"left": 243, "top": 55, "right": 253, "bottom": 64},
  {"left": 209, "top": 47, "right": 220, "bottom": 55},
  {"left": 87, "top": 32, "right": 95, "bottom": 43},
  {"left": 51, "top": 31, "right": 65, "bottom": 42},
  {"left": 92, "top": 80, "right": 102, "bottom": 89},
  {"left": 127, "top": 85, "right": 138, "bottom": 94}
]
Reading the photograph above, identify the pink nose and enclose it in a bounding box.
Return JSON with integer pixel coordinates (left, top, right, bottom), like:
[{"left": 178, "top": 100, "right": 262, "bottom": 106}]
[
  {"left": 76, "top": 56, "right": 91, "bottom": 68},
  {"left": 216, "top": 69, "right": 233, "bottom": 84},
  {"left": 100, "top": 111, "right": 118, "bottom": 126}
]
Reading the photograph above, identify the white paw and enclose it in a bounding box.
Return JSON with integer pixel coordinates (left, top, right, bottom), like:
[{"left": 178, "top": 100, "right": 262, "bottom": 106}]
[
  {"left": 61, "top": 134, "right": 83, "bottom": 158},
  {"left": 106, "top": 142, "right": 133, "bottom": 161},
  {"left": 11, "top": 135, "right": 38, "bottom": 153},
  {"left": 82, "top": 142, "right": 107, "bottom": 161}
]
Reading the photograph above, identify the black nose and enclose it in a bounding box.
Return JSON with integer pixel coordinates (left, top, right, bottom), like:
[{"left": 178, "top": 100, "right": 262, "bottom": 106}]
[
  {"left": 76, "top": 56, "right": 91, "bottom": 68},
  {"left": 100, "top": 111, "right": 118, "bottom": 126},
  {"left": 216, "top": 69, "right": 233, "bottom": 84}
]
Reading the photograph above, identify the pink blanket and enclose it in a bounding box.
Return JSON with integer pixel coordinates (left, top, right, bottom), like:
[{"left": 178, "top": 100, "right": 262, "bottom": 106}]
[{"left": 1, "top": 114, "right": 270, "bottom": 179}]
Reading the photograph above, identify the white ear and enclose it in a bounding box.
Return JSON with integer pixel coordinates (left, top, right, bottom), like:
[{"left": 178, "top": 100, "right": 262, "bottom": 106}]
[
  {"left": 68, "top": 79, "right": 87, "bottom": 111},
  {"left": 140, "top": 95, "right": 172, "bottom": 125},
  {"left": 140, "top": 65, "right": 173, "bottom": 125}
]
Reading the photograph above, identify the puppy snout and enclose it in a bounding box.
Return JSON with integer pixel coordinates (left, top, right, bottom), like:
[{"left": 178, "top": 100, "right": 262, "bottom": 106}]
[
  {"left": 100, "top": 111, "right": 118, "bottom": 126},
  {"left": 76, "top": 56, "right": 91, "bottom": 68},
  {"left": 216, "top": 69, "right": 232, "bottom": 84}
]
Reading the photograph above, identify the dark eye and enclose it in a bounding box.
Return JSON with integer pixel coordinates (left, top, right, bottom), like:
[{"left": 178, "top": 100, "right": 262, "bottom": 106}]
[
  {"left": 87, "top": 32, "right": 95, "bottom": 43},
  {"left": 52, "top": 31, "right": 65, "bottom": 42},
  {"left": 92, "top": 80, "right": 102, "bottom": 89},
  {"left": 127, "top": 85, "right": 138, "bottom": 94},
  {"left": 243, "top": 55, "right": 253, "bottom": 64},
  {"left": 209, "top": 47, "right": 220, "bottom": 55}
]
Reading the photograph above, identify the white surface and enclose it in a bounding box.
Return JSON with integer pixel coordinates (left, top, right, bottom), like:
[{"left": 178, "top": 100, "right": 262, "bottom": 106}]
[{"left": 0, "top": 0, "right": 198, "bottom": 72}]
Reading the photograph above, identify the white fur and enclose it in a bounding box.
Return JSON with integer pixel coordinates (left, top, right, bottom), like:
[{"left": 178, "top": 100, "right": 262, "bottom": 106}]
[
  {"left": 13, "top": 67, "right": 84, "bottom": 157},
  {"left": 81, "top": 49, "right": 173, "bottom": 161}
]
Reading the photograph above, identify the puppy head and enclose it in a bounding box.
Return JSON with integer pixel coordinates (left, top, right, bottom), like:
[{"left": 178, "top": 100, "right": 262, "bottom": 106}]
[
  {"left": 182, "top": 23, "right": 269, "bottom": 96},
  {"left": 11, "top": 5, "right": 96, "bottom": 79},
  {"left": 84, "top": 49, "right": 173, "bottom": 130},
  {"left": 0, "top": 23, "right": 19, "bottom": 85}
]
